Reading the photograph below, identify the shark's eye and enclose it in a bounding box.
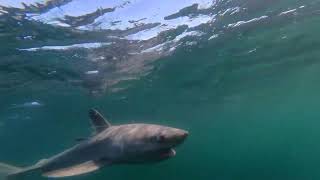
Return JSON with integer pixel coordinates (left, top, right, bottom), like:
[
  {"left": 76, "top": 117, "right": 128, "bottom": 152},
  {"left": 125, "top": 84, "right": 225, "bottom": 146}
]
[
  {"left": 156, "top": 135, "right": 165, "bottom": 142},
  {"left": 150, "top": 135, "right": 165, "bottom": 143}
]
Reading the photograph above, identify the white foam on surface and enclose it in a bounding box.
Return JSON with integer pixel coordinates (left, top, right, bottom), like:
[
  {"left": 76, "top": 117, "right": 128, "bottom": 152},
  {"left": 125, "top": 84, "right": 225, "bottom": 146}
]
[
  {"left": 220, "top": 7, "right": 240, "bottom": 16},
  {"left": 208, "top": 34, "right": 219, "bottom": 40},
  {"left": 0, "top": 9, "right": 8, "bottom": 15},
  {"left": 0, "top": 0, "right": 46, "bottom": 9},
  {"left": 173, "top": 31, "right": 204, "bottom": 42},
  {"left": 85, "top": 70, "right": 99, "bottom": 75},
  {"left": 19, "top": 42, "right": 112, "bottom": 51},
  {"left": 18, "top": 0, "right": 217, "bottom": 42},
  {"left": 279, "top": 9, "right": 297, "bottom": 16},
  {"left": 125, "top": 14, "right": 213, "bottom": 40},
  {"left": 140, "top": 30, "right": 204, "bottom": 53},
  {"left": 228, "top": 15, "right": 268, "bottom": 28}
]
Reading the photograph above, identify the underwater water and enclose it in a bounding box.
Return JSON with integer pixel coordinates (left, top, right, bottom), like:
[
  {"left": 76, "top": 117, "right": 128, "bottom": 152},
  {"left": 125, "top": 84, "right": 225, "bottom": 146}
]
[{"left": 1, "top": 0, "right": 320, "bottom": 179}]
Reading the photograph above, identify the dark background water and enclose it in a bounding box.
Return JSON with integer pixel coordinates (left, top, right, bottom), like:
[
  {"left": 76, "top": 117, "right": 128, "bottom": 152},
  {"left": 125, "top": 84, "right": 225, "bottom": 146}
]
[{"left": 1, "top": 0, "right": 320, "bottom": 179}]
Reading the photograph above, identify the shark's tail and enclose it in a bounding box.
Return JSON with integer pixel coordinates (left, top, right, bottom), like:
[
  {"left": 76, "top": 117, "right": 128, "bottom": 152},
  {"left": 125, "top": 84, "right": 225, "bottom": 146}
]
[
  {"left": 0, "top": 160, "right": 43, "bottom": 180},
  {"left": 0, "top": 162, "right": 23, "bottom": 179}
]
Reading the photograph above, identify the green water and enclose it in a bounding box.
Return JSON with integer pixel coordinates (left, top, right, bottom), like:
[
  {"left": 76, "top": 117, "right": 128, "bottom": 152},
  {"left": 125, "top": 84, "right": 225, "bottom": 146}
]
[{"left": 1, "top": 0, "right": 320, "bottom": 180}]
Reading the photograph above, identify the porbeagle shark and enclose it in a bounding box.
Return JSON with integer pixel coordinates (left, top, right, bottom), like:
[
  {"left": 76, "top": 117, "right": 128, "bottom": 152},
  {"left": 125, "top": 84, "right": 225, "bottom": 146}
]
[{"left": 0, "top": 109, "right": 189, "bottom": 179}]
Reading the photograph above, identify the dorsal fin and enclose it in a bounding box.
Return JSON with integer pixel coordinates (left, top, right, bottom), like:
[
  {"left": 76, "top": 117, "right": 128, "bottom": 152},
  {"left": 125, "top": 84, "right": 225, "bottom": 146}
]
[
  {"left": 75, "top": 137, "right": 88, "bottom": 142},
  {"left": 88, "top": 108, "right": 111, "bottom": 133},
  {"left": 36, "top": 159, "right": 48, "bottom": 166}
]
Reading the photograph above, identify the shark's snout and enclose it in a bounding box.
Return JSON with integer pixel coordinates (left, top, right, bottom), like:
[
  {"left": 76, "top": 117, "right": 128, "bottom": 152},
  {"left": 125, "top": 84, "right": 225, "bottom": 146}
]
[
  {"left": 182, "top": 130, "right": 189, "bottom": 138},
  {"left": 155, "top": 128, "right": 188, "bottom": 159},
  {"left": 175, "top": 130, "right": 188, "bottom": 140},
  {"left": 177, "top": 130, "right": 189, "bottom": 142},
  {"left": 165, "top": 129, "right": 189, "bottom": 146}
]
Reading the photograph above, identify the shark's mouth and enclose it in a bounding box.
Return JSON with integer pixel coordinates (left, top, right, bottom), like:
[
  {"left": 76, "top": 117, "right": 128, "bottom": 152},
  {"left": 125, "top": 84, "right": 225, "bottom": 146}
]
[{"left": 160, "top": 148, "right": 176, "bottom": 158}]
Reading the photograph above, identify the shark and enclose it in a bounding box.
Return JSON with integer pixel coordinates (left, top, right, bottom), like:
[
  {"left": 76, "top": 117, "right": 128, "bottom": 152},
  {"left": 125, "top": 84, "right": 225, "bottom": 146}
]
[{"left": 0, "top": 109, "right": 189, "bottom": 179}]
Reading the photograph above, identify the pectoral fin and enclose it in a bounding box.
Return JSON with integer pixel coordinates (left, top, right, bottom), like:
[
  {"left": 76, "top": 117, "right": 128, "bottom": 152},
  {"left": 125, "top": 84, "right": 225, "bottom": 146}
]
[{"left": 43, "top": 160, "right": 108, "bottom": 178}]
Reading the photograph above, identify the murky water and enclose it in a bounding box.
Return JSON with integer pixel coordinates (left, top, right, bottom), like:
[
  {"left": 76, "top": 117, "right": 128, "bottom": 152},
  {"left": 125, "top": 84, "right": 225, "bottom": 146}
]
[{"left": 1, "top": 0, "right": 320, "bottom": 179}]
